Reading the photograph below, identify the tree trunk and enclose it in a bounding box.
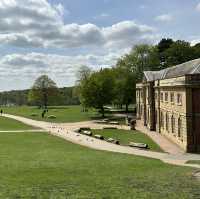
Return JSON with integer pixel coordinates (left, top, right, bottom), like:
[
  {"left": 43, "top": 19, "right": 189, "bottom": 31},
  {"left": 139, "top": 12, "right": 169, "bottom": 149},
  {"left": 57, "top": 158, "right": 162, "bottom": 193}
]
[
  {"left": 101, "top": 106, "right": 105, "bottom": 118},
  {"left": 43, "top": 90, "right": 48, "bottom": 109},
  {"left": 125, "top": 104, "right": 129, "bottom": 113}
]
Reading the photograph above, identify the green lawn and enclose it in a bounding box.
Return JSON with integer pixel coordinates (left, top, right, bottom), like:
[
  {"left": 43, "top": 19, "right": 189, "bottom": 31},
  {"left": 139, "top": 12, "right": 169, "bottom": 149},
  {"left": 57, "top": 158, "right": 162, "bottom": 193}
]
[
  {"left": 1, "top": 105, "right": 99, "bottom": 123},
  {"left": 0, "top": 117, "right": 36, "bottom": 130},
  {"left": 0, "top": 131, "right": 199, "bottom": 198},
  {"left": 92, "top": 129, "right": 163, "bottom": 152},
  {"left": 187, "top": 160, "right": 200, "bottom": 165}
]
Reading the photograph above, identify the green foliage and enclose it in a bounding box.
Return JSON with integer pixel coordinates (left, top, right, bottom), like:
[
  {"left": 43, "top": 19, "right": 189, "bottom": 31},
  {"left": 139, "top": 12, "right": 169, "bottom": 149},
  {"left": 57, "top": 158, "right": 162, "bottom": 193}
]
[
  {"left": 81, "top": 68, "right": 115, "bottom": 116},
  {"left": 164, "top": 40, "right": 195, "bottom": 67},
  {"left": 47, "top": 115, "right": 57, "bottom": 119},
  {"left": 0, "top": 131, "right": 199, "bottom": 198},
  {"left": 112, "top": 66, "right": 136, "bottom": 111},
  {"left": 0, "top": 90, "right": 29, "bottom": 106},
  {"left": 28, "top": 75, "right": 60, "bottom": 108},
  {"left": 0, "top": 87, "right": 80, "bottom": 106}
]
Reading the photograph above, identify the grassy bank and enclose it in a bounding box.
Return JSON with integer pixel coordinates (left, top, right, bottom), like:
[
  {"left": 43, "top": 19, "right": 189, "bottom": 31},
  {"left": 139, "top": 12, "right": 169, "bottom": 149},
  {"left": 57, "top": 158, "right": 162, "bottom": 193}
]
[
  {"left": 0, "top": 116, "right": 36, "bottom": 130},
  {"left": 1, "top": 105, "right": 99, "bottom": 123},
  {"left": 92, "top": 129, "right": 163, "bottom": 152},
  {"left": 0, "top": 131, "right": 199, "bottom": 198}
]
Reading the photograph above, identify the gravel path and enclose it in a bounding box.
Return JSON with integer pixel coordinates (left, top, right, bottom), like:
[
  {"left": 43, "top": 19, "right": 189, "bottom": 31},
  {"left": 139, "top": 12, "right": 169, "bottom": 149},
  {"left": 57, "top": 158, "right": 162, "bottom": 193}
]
[{"left": 2, "top": 114, "right": 200, "bottom": 169}]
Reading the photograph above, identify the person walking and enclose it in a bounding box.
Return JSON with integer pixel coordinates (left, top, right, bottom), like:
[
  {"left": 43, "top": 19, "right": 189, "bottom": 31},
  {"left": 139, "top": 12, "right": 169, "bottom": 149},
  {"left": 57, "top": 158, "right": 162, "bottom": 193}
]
[{"left": 0, "top": 109, "right": 3, "bottom": 116}]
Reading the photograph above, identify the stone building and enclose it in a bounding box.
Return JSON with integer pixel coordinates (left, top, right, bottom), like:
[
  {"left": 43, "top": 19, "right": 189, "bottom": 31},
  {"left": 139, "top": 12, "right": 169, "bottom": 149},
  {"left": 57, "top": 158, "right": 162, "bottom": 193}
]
[{"left": 136, "top": 59, "right": 200, "bottom": 153}]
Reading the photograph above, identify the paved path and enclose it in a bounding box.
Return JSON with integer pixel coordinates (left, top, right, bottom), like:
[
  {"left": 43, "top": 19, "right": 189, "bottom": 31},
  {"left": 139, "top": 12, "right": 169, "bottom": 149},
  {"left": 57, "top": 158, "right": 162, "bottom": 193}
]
[
  {"left": 135, "top": 120, "right": 184, "bottom": 155},
  {"left": 2, "top": 114, "right": 200, "bottom": 169}
]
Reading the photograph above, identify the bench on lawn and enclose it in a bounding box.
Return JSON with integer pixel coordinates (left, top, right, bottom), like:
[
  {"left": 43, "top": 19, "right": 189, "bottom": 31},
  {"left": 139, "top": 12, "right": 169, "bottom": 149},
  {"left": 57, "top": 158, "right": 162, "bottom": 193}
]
[
  {"left": 77, "top": 127, "right": 91, "bottom": 133},
  {"left": 82, "top": 130, "right": 92, "bottom": 136},
  {"left": 107, "top": 138, "right": 120, "bottom": 145},
  {"left": 109, "top": 121, "right": 119, "bottom": 125},
  {"left": 129, "top": 142, "right": 148, "bottom": 149},
  {"left": 94, "top": 134, "right": 104, "bottom": 140},
  {"left": 96, "top": 119, "right": 110, "bottom": 124}
]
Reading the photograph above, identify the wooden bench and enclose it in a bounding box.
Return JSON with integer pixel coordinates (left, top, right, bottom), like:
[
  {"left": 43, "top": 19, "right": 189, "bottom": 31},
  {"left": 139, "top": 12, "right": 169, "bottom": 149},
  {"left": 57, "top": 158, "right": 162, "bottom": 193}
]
[{"left": 129, "top": 142, "right": 148, "bottom": 149}]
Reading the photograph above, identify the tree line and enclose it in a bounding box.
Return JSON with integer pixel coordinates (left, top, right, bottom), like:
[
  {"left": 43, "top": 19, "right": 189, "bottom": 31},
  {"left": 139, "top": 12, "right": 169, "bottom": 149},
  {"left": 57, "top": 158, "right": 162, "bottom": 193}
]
[
  {"left": 0, "top": 85, "right": 79, "bottom": 106},
  {"left": 78, "top": 38, "right": 200, "bottom": 117}
]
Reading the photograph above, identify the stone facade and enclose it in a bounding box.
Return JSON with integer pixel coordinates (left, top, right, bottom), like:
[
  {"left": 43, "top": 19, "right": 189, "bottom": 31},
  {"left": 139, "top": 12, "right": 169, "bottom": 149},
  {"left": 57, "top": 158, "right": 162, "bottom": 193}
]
[{"left": 136, "top": 59, "right": 200, "bottom": 153}]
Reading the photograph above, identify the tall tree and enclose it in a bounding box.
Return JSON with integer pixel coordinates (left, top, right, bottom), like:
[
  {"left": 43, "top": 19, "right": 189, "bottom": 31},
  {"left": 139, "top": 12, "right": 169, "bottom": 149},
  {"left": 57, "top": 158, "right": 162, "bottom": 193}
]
[
  {"left": 164, "top": 40, "right": 194, "bottom": 67},
  {"left": 75, "top": 65, "right": 92, "bottom": 110},
  {"left": 117, "top": 44, "right": 160, "bottom": 82},
  {"left": 113, "top": 66, "right": 135, "bottom": 112},
  {"left": 28, "top": 75, "right": 59, "bottom": 108},
  {"left": 81, "top": 68, "right": 115, "bottom": 117}
]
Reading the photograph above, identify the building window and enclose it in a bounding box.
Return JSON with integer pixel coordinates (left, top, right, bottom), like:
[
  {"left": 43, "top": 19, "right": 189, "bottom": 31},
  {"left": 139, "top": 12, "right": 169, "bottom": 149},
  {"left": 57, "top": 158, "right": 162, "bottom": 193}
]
[
  {"left": 166, "top": 113, "right": 169, "bottom": 132},
  {"left": 160, "top": 92, "right": 163, "bottom": 102},
  {"left": 178, "top": 117, "right": 183, "bottom": 141},
  {"left": 177, "top": 93, "right": 182, "bottom": 105},
  {"left": 170, "top": 92, "right": 174, "bottom": 103},
  {"left": 165, "top": 92, "right": 168, "bottom": 102},
  {"left": 161, "top": 111, "right": 164, "bottom": 128},
  {"left": 171, "top": 115, "right": 175, "bottom": 134}
]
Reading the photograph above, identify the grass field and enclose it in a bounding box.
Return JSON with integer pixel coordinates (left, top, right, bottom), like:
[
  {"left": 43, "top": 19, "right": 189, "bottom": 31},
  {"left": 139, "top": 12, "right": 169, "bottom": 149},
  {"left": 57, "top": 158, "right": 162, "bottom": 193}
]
[
  {"left": 1, "top": 105, "right": 99, "bottom": 123},
  {"left": 0, "top": 131, "right": 199, "bottom": 199},
  {"left": 0, "top": 116, "right": 36, "bottom": 130},
  {"left": 92, "top": 129, "right": 163, "bottom": 152},
  {"left": 187, "top": 160, "right": 200, "bottom": 165}
]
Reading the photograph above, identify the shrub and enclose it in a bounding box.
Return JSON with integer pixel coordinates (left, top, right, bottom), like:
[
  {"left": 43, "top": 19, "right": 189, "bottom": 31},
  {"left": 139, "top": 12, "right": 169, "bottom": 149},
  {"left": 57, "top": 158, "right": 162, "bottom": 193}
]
[
  {"left": 30, "top": 113, "right": 38, "bottom": 117},
  {"left": 47, "top": 115, "right": 57, "bottom": 119}
]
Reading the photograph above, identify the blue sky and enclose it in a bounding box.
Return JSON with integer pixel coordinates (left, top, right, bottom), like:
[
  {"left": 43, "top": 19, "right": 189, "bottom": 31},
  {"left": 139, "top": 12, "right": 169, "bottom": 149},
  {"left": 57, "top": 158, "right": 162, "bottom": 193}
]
[{"left": 0, "top": 0, "right": 200, "bottom": 91}]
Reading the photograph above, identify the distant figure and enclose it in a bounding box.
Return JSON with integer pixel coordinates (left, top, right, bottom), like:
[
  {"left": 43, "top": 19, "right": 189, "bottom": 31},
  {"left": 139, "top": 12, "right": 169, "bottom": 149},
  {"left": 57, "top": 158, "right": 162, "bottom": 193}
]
[
  {"left": 41, "top": 110, "right": 45, "bottom": 118},
  {"left": 0, "top": 109, "right": 3, "bottom": 115}
]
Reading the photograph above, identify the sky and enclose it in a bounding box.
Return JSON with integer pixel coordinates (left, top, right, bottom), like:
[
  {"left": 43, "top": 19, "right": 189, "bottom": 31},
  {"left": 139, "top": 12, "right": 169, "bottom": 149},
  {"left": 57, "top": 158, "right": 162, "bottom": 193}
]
[{"left": 1, "top": 0, "right": 200, "bottom": 91}]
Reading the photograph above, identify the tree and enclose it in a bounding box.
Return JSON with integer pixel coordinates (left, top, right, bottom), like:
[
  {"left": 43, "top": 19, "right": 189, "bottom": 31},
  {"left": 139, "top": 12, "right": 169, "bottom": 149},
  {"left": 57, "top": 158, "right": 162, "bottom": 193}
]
[
  {"left": 113, "top": 66, "right": 135, "bottom": 112},
  {"left": 164, "top": 40, "right": 194, "bottom": 67},
  {"left": 157, "top": 38, "right": 174, "bottom": 53},
  {"left": 116, "top": 44, "right": 160, "bottom": 82},
  {"left": 75, "top": 65, "right": 92, "bottom": 110},
  {"left": 192, "top": 43, "right": 200, "bottom": 59},
  {"left": 80, "top": 68, "right": 115, "bottom": 117},
  {"left": 28, "top": 75, "right": 59, "bottom": 108}
]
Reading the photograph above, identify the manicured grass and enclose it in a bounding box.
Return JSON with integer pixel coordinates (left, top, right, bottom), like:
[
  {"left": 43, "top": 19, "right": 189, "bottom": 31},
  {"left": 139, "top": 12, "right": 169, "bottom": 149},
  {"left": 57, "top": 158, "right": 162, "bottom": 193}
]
[
  {"left": 92, "top": 129, "right": 163, "bottom": 152},
  {"left": 0, "top": 117, "right": 36, "bottom": 130},
  {"left": 187, "top": 160, "right": 200, "bottom": 165},
  {"left": 0, "top": 131, "right": 199, "bottom": 198},
  {"left": 1, "top": 105, "right": 99, "bottom": 123}
]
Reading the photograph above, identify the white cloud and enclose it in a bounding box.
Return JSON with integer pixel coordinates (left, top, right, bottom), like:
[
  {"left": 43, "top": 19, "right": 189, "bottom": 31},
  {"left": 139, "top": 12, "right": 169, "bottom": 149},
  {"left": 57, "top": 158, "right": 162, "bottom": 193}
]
[
  {"left": 155, "top": 14, "right": 173, "bottom": 22},
  {"left": 0, "top": 0, "right": 160, "bottom": 91},
  {"left": 196, "top": 3, "right": 200, "bottom": 11},
  {"left": 191, "top": 39, "right": 200, "bottom": 46},
  {"left": 100, "top": 13, "right": 110, "bottom": 17},
  {"left": 0, "top": 51, "right": 125, "bottom": 91},
  {"left": 0, "top": 0, "right": 157, "bottom": 49}
]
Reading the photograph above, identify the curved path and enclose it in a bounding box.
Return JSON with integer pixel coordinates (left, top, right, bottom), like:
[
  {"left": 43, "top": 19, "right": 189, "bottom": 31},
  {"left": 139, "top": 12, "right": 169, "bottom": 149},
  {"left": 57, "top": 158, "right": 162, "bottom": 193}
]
[{"left": 2, "top": 114, "right": 200, "bottom": 169}]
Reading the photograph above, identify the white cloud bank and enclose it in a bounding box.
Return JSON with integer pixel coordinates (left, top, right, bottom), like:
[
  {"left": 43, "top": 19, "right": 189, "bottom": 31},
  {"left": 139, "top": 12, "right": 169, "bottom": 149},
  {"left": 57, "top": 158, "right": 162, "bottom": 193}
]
[
  {"left": 155, "top": 14, "right": 173, "bottom": 22},
  {"left": 0, "top": 0, "right": 157, "bottom": 49},
  {"left": 0, "top": 0, "right": 160, "bottom": 90},
  {"left": 0, "top": 51, "right": 124, "bottom": 91}
]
